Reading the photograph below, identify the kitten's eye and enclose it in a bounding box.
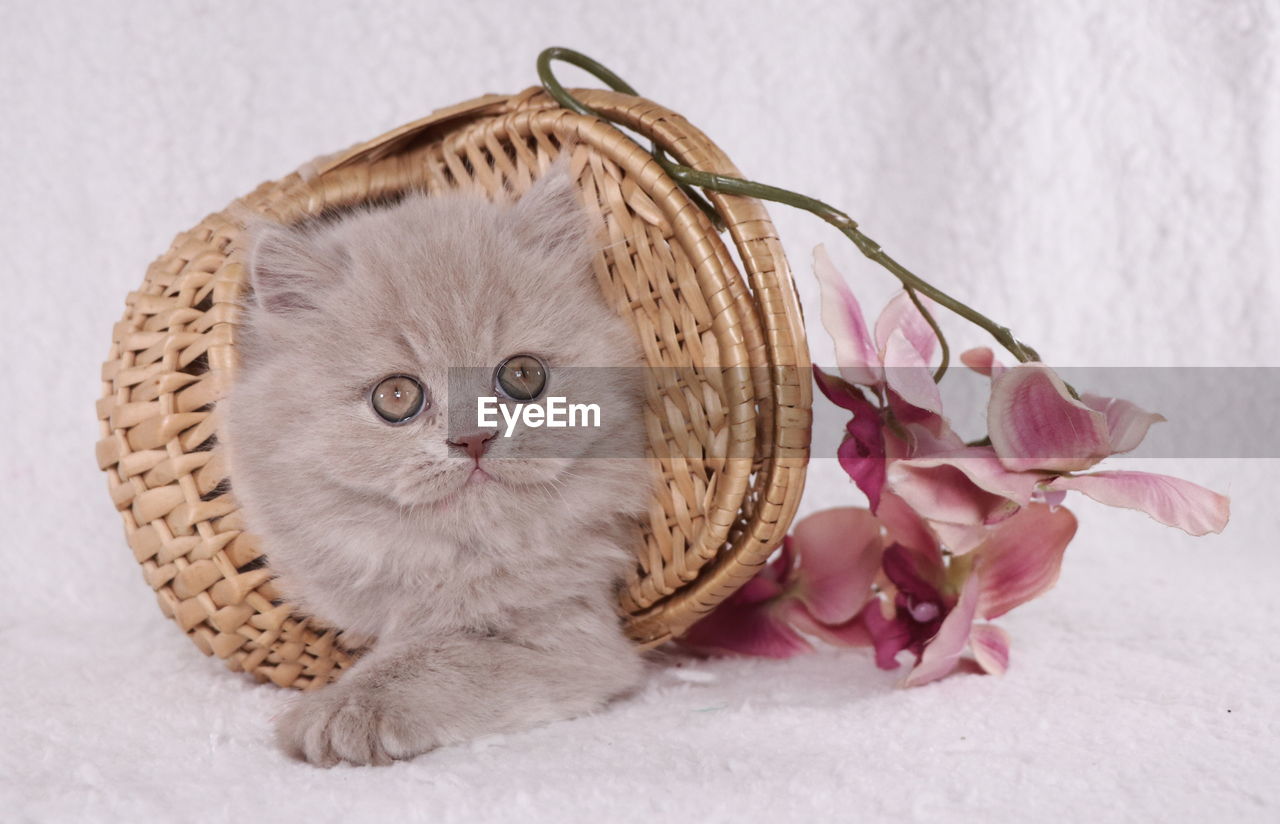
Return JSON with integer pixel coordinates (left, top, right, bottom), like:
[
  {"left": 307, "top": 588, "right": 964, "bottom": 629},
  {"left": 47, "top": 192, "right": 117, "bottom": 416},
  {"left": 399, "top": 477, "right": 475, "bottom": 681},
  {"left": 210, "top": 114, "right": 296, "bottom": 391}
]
[
  {"left": 495, "top": 354, "right": 548, "bottom": 401},
  {"left": 370, "top": 375, "right": 427, "bottom": 424}
]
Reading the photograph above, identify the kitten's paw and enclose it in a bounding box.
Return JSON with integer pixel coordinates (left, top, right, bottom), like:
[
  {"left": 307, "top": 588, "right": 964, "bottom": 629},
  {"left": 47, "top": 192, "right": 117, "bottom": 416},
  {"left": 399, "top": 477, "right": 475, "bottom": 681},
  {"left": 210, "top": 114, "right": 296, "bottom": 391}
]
[{"left": 275, "top": 685, "right": 433, "bottom": 767}]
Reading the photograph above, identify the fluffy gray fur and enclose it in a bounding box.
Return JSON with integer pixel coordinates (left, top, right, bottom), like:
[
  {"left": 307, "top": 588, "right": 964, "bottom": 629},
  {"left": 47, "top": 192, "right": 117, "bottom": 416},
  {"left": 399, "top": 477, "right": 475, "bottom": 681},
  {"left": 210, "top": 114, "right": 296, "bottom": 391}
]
[{"left": 225, "top": 163, "right": 650, "bottom": 766}]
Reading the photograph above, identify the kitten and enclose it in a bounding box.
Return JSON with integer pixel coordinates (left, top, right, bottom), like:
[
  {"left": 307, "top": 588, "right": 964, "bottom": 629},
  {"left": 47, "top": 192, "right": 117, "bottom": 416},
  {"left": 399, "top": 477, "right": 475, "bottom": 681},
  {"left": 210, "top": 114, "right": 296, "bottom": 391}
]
[{"left": 226, "top": 162, "right": 651, "bottom": 766}]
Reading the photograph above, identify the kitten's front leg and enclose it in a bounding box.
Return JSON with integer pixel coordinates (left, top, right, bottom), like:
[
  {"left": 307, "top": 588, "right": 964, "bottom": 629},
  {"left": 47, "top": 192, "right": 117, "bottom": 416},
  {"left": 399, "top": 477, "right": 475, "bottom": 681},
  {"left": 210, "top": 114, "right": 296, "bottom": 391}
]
[
  {"left": 276, "top": 608, "right": 643, "bottom": 765},
  {"left": 276, "top": 672, "right": 402, "bottom": 766}
]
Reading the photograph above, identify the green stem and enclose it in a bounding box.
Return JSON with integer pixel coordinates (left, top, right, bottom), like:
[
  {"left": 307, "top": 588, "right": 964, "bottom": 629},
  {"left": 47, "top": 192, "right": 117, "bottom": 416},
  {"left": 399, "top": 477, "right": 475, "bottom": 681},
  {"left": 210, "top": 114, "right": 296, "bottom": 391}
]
[
  {"left": 536, "top": 46, "right": 1044, "bottom": 368},
  {"left": 905, "top": 286, "right": 949, "bottom": 382},
  {"left": 537, "top": 47, "right": 725, "bottom": 230}
]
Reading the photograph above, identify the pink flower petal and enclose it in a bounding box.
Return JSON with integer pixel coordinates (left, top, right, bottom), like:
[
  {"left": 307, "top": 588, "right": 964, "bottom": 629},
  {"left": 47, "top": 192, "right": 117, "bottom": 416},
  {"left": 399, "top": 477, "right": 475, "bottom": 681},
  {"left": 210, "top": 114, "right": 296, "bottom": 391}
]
[
  {"left": 974, "top": 503, "right": 1078, "bottom": 620},
  {"left": 881, "top": 541, "right": 948, "bottom": 606},
  {"left": 680, "top": 590, "right": 814, "bottom": 659},
  {"left": 889, "top": 447, "right": 1042, "bottom": 507},
  {"left": 1047, "top": 471, "right": 1230, "bottom": 536},
  {"left": 988, "top": 364, "right": 1112, "bottom": 472},
  {"left": 875, "top": 291, "right": 938, "bottom": 365},
  {"left": 1034, "top": 487, "right": 1068, "bottom": 508},
  {"left": 875, "top": 490, "right": 940, "bottom": 554},
  {"left": 969, "top": 623, "right": 1011, "bottom": 675},
  {"left": 838, "top": 434, "right": 887, "bottom": 512},
  {"left": 884, "top": 447, "right": 1042, "bottom": 553},
  {"left": 1082, "top": 393, "right": 1167, "bottom": 455},
  {"left": 903, "top": 571, "right": 981, "bottom": 687},
  {"left": 814, "top": 244, "right": 881, "bottom": 386},
  {"left": 813, "top": 366, "right": 866, "bottom": 413},
  {"left": 929, "top": 521, "right": 1003, "bottom": 556},
  {"left": 788, "top": 508, "right": 885, "bottom": 625},
  {"left": 814, "top": 370, "right": 890, "bottom": 509},
  {"left": 859, "top": 598, "right": 913, "bottom": 669},
  {"left": 786, "top": 601, "right": 875, "bottom": 648},
  {"left": 882, "top": 329, "right": 943, "bottom": 415},
  {"left": 960, "top": 347, "right": 1005, "bottom": 378},
  {"left": 884, "top": 415, "right": 967, "bottom": 459}
]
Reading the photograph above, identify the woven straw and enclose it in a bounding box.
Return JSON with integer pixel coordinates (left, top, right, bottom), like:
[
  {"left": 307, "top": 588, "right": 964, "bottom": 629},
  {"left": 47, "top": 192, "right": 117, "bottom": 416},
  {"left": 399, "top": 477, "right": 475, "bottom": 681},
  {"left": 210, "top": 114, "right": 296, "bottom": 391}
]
[{"left": 96, "top": 87, "right": 812, "bottom": 689}]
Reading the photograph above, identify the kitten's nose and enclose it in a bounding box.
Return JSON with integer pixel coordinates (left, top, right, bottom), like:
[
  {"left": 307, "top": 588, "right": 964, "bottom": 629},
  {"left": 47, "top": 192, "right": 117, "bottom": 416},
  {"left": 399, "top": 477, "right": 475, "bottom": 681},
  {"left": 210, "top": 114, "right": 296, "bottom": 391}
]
[{"left": 448, "top": 429, "right": 498, "bottom": 461}]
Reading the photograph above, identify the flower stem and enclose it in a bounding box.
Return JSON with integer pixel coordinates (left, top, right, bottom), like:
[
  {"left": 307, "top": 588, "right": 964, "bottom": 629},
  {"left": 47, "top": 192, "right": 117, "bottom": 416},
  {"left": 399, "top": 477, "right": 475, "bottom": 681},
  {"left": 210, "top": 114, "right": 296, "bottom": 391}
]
[
  {"left": 905, "top": 287, "right": 949, "bottom": 382},
  {"left": 536, "top": 46, "right": 1044, "bottom": 368}
]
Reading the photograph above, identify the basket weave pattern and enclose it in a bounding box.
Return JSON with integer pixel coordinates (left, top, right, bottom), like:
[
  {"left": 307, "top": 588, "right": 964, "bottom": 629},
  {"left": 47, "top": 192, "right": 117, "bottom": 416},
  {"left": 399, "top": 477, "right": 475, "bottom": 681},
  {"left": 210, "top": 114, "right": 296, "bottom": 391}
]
[{"left": 96, "top": 88, "right": 811, "bottom": 689}]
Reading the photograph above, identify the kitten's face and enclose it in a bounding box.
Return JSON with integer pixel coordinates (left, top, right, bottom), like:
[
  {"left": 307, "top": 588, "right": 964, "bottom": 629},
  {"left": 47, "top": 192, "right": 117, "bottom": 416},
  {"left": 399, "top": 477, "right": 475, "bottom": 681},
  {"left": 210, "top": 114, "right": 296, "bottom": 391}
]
[{"left": 229, "top": 167, "right": 646, "bottom": 535}]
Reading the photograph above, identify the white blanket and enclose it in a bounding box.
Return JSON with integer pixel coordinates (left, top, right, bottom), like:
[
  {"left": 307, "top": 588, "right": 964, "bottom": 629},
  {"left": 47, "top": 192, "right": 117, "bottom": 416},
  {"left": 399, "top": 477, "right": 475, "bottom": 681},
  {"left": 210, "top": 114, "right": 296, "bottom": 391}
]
[{"left": 2, "top": 2, "right": 1276, "bottom": 821}]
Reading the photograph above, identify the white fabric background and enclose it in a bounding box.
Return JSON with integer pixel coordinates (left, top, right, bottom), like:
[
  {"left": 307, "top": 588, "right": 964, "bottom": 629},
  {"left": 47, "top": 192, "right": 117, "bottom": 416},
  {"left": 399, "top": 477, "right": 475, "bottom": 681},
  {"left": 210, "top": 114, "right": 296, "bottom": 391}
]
[{"left": 2, "top": 1, "right": 1277, "bottom": 821}]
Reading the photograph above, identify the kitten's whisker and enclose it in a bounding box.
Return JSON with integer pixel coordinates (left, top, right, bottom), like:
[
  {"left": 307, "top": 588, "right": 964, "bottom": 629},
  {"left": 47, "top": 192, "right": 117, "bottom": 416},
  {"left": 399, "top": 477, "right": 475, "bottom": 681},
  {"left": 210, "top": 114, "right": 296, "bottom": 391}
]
[{"left": 594, "top": 236, "right": 635, "bottom": 254}]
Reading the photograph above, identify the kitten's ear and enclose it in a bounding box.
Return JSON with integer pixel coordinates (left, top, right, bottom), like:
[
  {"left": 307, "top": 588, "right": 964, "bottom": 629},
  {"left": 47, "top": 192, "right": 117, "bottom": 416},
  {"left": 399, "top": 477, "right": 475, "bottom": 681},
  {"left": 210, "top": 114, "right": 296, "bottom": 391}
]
[
  {"left": 505, "top": 157, "right": 595, "bottom": 262},
  {"left": 244, "top": 219, "right": 349, "bottom": 315}
]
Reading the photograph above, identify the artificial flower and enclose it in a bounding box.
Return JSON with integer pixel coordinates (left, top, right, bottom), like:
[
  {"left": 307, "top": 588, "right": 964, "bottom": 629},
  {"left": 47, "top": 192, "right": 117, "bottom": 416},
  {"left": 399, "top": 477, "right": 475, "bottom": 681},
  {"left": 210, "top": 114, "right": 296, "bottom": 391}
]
[
  {"left": 814, "top": 244, "right": 942, "bottom": 414},
  {"left": 972, "top": 350, "right": 1230, "bottom": 536},
  {"left": 680, "top": 507, "right": 884, "bottom": 657},
  {"left": 861, "top": 503, "right": 1078, "bottom": 686},
  {"left": 689, "top": 248, "right": 1230, "bottom": 688}
]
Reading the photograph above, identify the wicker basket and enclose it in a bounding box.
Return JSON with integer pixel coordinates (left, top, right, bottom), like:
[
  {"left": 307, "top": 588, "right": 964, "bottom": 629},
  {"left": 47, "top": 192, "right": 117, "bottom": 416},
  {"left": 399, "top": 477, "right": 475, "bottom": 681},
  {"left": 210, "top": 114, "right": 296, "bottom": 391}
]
[{"left": 96, "top": 86, "right": 812, "bottom": 689}]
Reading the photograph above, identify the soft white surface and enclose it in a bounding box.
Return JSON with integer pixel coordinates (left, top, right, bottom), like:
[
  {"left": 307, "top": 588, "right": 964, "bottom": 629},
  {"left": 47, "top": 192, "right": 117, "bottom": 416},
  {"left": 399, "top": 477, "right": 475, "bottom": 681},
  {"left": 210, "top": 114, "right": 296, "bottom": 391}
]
[{"left": 2, "top": 1, "right": 1277, "bottom": 821}]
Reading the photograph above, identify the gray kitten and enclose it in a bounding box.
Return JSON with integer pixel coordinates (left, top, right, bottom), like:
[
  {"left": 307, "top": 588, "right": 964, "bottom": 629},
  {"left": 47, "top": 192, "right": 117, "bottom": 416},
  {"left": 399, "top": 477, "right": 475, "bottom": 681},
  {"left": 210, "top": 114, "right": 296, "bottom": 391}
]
[{"left": 226, "top": 163, "right": 650, "bottom": 766}]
